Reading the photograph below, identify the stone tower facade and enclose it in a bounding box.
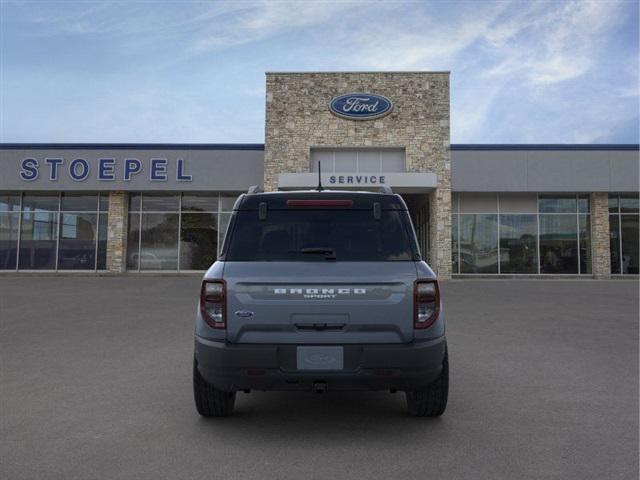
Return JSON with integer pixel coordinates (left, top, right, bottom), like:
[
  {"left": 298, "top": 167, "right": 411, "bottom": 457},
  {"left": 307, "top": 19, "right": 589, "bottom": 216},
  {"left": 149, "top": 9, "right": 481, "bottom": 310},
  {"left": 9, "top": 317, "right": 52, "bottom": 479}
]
[{"left": 264, "top": 72, "right": 452, "bottom": 278}]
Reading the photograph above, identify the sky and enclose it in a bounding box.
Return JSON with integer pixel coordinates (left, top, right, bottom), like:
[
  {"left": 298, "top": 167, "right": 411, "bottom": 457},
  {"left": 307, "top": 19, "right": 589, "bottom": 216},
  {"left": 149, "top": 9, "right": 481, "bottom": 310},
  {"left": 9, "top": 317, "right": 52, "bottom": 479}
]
[{"left": 0, "top": 0, "right": 638, "bottom": 144}]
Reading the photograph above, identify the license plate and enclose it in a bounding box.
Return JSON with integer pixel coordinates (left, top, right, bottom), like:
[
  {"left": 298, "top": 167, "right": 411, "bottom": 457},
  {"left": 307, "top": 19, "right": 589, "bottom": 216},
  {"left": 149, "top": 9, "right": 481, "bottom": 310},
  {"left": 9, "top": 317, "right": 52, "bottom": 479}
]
[{"left": 296, "top": 346, "right": 344, "bottom": 371}]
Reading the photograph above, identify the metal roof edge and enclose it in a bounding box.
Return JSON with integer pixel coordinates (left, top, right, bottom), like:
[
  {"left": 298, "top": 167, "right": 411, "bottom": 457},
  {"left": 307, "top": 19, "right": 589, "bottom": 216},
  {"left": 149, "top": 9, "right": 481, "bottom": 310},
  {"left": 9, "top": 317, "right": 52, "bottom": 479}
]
[
  {"left": 0, "top": 143, "right": 266, "bottom": 151},
  {"left": 265, "top": 71, "right": 451, "bottom": 74},
  {"left": 1, "top": 143, "right": 637, "bottom": 152},
  {"left": 450, "top": 144, "right": 639, "bottom": 151}
]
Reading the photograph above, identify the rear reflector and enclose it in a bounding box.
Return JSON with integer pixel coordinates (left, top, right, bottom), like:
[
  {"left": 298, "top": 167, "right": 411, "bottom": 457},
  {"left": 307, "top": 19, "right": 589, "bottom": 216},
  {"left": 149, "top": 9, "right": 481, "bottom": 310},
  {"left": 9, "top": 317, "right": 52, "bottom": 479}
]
[{"left": 287, "top": 199, "right": 354, "bottom": 208}]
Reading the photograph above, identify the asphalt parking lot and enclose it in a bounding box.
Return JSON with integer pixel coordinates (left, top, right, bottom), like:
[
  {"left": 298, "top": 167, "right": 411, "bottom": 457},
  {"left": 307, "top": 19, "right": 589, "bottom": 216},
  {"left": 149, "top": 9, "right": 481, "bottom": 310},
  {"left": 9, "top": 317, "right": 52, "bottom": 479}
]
[{"left": 1, "top": 276, "right": 638, "bottom": 480}]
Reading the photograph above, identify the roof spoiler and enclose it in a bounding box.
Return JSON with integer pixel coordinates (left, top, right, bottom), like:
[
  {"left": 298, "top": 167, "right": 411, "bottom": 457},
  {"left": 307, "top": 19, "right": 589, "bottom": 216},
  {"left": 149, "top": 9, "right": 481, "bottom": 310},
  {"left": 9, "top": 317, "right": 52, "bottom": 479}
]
[
  {"left": 247, "top": 185, "right": 263, "bottom": 194},
  {"left": 378, "top": 185, "right": 393, "bottom": 194}
]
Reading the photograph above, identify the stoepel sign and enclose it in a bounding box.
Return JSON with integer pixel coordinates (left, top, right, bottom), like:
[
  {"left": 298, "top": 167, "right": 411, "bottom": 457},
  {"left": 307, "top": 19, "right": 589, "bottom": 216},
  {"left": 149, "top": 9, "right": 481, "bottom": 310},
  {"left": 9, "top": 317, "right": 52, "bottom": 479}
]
[
  {"left": 18, "top": 157, "right": 193, "bottom": 182},
  {"left": 329, "top": 93, "right": 393, "bottom": 120}
]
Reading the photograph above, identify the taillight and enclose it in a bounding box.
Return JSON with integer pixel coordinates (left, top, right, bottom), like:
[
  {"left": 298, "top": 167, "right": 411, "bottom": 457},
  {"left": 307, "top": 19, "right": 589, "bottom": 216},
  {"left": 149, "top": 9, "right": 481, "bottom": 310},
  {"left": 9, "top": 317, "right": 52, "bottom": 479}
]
[
  {"left": 200, "top": 280, "right": 226, "bottom": 329},
  {"left": 414, "top": 280, "right": 440, "bottom": 329}
]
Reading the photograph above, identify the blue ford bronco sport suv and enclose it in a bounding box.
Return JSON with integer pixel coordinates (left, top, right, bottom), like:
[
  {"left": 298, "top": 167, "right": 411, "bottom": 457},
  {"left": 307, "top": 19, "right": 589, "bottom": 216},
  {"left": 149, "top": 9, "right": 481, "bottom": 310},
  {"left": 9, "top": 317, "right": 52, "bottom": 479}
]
[{"left": 193, "top": 187, "right": 448, "bottom": 417}]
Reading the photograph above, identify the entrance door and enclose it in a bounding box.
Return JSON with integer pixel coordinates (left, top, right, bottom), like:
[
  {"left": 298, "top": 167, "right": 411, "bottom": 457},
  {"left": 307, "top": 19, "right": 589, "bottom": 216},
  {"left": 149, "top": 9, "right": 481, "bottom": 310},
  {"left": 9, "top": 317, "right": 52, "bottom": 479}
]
[{"left": 402, "top": 194, "right": 430, "bottom": 263}]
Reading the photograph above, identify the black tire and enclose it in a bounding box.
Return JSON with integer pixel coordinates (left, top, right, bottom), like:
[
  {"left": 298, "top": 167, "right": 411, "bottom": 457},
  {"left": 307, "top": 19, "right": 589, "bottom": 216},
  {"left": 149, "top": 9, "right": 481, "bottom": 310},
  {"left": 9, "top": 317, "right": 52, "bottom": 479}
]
[
  {"left": 193, "top": 358, "right": 236, "bottom": 417},
  {"left": 405, "top": 347, "right": 449, "bottom": 417}
]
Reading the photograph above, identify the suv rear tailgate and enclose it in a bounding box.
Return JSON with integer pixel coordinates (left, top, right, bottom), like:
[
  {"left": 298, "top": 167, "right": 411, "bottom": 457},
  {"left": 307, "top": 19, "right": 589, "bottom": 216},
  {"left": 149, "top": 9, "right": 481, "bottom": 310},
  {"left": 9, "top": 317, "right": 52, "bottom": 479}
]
[{"left": 223, "top": 261, "right": 417, "bottom": 344}]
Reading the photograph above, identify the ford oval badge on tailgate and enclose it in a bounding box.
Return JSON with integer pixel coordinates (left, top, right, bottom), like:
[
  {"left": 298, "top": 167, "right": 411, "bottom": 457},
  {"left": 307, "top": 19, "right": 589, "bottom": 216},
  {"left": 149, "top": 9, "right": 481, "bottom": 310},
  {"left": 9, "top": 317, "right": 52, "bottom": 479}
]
[{"left": 235, "top": 310, "right": 254, "bottom": 318}]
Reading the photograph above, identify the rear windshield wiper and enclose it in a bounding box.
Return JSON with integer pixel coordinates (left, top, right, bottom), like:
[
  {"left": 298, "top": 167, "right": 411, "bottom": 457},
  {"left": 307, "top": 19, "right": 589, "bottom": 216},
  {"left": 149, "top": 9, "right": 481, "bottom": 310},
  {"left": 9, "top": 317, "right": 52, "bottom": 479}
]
[{"left": 291, "top": 247, "right": 337, "bottom": 260}]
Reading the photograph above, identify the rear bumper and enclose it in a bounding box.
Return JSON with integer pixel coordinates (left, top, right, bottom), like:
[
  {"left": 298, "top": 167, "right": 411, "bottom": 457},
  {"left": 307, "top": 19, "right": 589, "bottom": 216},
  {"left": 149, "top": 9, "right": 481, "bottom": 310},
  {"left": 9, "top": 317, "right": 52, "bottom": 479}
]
[{"left": 194, "top": 336, "right": 446, "bottom": 392}]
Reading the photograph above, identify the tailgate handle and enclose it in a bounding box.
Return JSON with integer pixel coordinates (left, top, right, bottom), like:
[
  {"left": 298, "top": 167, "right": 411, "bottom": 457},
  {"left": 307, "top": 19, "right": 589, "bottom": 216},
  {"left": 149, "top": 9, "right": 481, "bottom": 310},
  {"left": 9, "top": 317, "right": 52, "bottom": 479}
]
[{"left": 295, "top": 323, "right": 345, "bottom": 331}]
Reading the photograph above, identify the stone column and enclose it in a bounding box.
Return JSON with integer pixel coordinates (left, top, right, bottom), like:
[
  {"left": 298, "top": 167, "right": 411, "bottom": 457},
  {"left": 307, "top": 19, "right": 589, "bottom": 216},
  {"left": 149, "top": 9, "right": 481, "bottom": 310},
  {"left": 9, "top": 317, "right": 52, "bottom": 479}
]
[
  {"left": 429, "top": 188, "right": 452, "bottom": 280},
  {"left": 590, "top": 192, "right": 611, "bottom": 278},
  {"left": 106, "top": 191, "right": 129, "bottom": 273}
]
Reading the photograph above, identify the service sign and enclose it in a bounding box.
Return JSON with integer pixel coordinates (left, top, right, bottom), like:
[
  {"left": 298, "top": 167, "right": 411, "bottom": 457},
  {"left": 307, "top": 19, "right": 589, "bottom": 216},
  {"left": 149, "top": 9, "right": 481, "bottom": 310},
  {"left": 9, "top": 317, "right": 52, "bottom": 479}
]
[
  {"left": 278, "top": 172, "right": 438, "bottom": 192},
  {"left": 329, "top": 93, "right": 393, "bottom": 120}
]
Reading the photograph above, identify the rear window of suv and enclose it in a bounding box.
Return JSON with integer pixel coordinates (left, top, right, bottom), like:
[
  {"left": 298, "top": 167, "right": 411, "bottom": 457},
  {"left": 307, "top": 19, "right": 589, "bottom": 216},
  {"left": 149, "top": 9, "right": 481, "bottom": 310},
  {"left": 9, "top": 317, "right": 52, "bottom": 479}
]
[{"left": 224, "top": 209, "right": 417, "bottom": 261}]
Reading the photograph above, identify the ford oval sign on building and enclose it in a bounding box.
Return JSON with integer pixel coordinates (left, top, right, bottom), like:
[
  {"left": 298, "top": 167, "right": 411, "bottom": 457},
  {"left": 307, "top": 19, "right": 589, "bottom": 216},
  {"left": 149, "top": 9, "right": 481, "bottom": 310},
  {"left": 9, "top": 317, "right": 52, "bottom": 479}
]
[{"left": 329, "top": 93, "right": 393, "bottom": 120}]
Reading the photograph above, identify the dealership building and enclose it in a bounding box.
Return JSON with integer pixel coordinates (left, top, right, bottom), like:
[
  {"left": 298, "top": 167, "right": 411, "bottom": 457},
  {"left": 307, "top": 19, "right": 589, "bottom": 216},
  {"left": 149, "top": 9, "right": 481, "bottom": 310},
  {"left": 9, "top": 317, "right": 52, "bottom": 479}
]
[{"left": 0, "top": 72, "right": 638, "bottom": 278}]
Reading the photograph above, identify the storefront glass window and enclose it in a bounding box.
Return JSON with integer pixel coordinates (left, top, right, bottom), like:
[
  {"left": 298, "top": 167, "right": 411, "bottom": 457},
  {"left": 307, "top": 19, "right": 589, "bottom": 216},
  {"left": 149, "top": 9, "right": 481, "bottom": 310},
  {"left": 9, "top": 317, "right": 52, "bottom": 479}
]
[
  {"left": 609, "top": 215, "right": 621, "bottom": 274},
  {"left": 127, "top": 193, "right": 238, "bottom": 271},
  {"left": 0, "top": 192, "right": 21, "bottom": 212},
  {"left": 129, "top": 193, "right": 141, "bottom": 211},
  {"left": 19, "top": 211, "right": 58, "bottom": 269},
  {"left": 220, "top": 196, "right": 237, "bottom": 212},
  {"left": 182, "top": 193, "right": 218, "bottom": 212},
  {"left": 127, "top": 213, "right": 141, "bottom": 270},
  {"left": 579, "top": 215, "right": 591, "bottom": 274},
  {"left": 219, "top": 212, "right": 232, "bottom": 248},
  {"left": 577, "top": 195, "right": 590, "bottom": 214},
  {"left": 459, "top": 214, "right": 498, "bottom": 273},
  {"left": 178, "top": 193, "right": 219, "bottom": 270},
  {"left": 499, "top": 214, "right": 537, "bottom": 273},
  {"left": 22, "top": 193, "right": 59, "bottom": 212},
  {"left": 99, "top": 194, "right": 109, "bottom": 212},
  {"left": 4, "top": 192, "right": 108, "bottom": 270},
  {"left": 140, "top": 213, "right": 179, "bottom": 270},
  {"left": 0, "top": 191, "right": 21, "bottom": 269},
  {"left": 61, "top": 193, "right": 99, "bottom": 211},
  {"left": 142, "top": 193, "right": 180, "bottom": 212},
  {"left": 620, "top": 216, "right": 639, "bottom": 274},
  {"left": 57, "top": 193, "right": 104, "bottom": 270},
  {"left": 97, "top": 213, "right": 108, "bottom": 270},
  {"left": 538, "top": 195, "right": 590, "bottom": 274},
  {"left": 450, "top": 193, "right": 593, "bottom": 276},
  {"left": 219, "top": 198, "right": 235, "bottom": 254},
  {"left": 0, "top": 212, "right": 19, "bottom": 269},
  {"left": 609, "top": 194, "right": 639, "bottom": 274},
  {"left": 538, "top": 195, "right": 577, "bottom": 214},
  {"left": 539, "top": 215, "right": 578, "bottom": 274},
  {"left": 180, "top": 213, "right": 218, "bottom": 270},
  {"left": 18, "top": 193, "right": 58, "bottom": 269},
  {"left": 451, "top": 214, "right": 459, "bottom": 274},
  {"left": 620, "top": 194, "right": 639, "bottom": 213},
  {"left": 58, "top": 212, "right": 98, "bottom": 269}
]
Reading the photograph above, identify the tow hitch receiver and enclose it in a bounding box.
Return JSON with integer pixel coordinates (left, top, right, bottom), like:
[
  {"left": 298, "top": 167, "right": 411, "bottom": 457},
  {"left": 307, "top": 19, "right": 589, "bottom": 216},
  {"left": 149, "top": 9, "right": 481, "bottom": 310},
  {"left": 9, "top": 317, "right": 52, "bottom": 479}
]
[{"left": 313, "top": 381, "right": 327, "bottom": 393}]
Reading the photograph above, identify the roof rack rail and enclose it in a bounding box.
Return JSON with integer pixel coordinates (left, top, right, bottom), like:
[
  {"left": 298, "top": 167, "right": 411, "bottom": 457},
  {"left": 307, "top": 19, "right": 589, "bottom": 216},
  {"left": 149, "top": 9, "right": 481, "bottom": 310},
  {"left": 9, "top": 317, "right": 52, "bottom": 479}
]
[
  {"left": 247, "top": 185, "right": 263, "bottom": 194},
  {"left": 378, "top": 186, "right": 393, "bottom": 194}
]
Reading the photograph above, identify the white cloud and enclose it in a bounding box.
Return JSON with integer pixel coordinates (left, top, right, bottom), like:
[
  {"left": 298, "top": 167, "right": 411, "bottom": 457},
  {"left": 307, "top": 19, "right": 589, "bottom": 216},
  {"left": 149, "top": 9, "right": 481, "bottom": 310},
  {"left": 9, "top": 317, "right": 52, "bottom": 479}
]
[
  {"left": 189, "top": 1, "right": 362, "bottom": 52},
  {"left": 483, "top": 0, "right": 623, "bottom": 85},
  {"left": 451, "top": 87, "right": 502, "bottom": 143},
  {"left": 330, "top": 4, "right": 509, "bottom": 70},
  {"left": 4, "top": 0, "right": 637, "bottom": 143}
]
